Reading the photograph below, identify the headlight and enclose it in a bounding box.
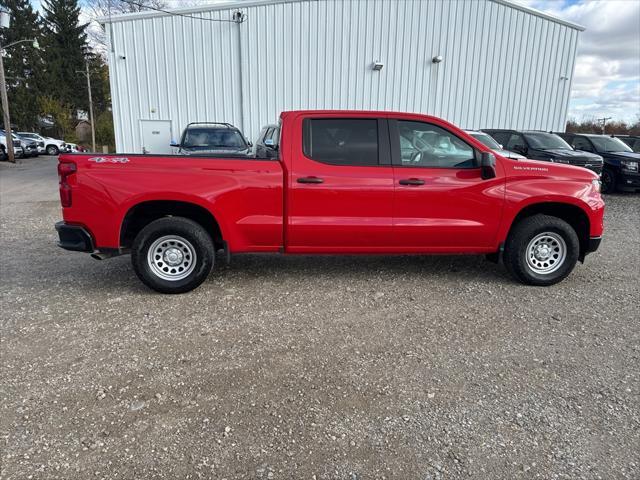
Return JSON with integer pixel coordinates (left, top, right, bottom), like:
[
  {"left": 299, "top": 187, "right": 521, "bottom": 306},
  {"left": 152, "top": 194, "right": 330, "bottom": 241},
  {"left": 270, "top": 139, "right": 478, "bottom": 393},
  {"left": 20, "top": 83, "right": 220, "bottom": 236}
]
[
  {"left": 591, "top": 178, "right": 601, "bottom": 193},
  {"left": 621, "top": 160, "right": 638, "bottom": 172}
]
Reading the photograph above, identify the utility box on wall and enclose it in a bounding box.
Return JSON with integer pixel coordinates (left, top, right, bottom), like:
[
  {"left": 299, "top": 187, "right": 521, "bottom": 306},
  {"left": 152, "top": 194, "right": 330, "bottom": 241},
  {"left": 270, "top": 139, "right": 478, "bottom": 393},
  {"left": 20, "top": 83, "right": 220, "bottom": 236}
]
[{"left": 102, "top": 0, "right": 584, "bottom": 153}]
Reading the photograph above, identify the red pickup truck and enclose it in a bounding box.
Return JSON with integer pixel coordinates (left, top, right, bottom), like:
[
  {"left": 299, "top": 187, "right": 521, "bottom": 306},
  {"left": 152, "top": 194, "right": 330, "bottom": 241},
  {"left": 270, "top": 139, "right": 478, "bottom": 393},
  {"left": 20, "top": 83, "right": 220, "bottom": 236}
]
[{"left": 56, "top": 111, "right": 604, "bottom": 293}]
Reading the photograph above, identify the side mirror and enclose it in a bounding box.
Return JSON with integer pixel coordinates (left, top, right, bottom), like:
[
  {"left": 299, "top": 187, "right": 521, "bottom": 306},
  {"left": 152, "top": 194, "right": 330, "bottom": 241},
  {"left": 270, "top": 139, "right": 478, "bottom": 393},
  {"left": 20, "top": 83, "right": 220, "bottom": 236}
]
[
  {"left": 498, "top": 144, "right": 504, "bottom": 149},
  {"left": 480, "top": 152, "right": 496, "bottom": 180},
  {"left": 170, "top": 139, "right": 180, "bottom": 148}
]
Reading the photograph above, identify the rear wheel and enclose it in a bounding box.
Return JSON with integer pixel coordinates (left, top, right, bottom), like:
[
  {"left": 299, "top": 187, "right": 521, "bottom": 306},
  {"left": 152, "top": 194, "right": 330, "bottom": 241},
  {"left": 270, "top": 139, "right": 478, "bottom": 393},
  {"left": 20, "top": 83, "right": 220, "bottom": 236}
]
[
  {"left": 504, "top": 214, "right": 579, "bottom": 286},
  {"left": 46, "top": 145, "right": 59, "bottom": 156},
  {"left": 601, "top": 168, "right": 616, "bottom": 194},
  {"left": 131, "top": 217, "right": 214, "bottom": 293}
]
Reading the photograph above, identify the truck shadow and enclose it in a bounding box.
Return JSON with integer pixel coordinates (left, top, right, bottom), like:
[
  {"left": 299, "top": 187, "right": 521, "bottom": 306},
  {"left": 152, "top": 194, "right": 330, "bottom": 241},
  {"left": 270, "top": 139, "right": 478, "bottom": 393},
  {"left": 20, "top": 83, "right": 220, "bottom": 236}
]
[{"left": 216, "top": 252, "right": 506, "bottom": 281}]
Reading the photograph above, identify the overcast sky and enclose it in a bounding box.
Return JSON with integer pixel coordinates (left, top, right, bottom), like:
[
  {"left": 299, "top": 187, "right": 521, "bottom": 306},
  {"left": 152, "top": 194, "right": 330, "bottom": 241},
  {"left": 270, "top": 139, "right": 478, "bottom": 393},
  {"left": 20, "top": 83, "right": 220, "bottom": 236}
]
[
  {"left": 514, "top": 0, "right": 640, "bottom": 123},
  {"left": 29, "top": 0, "right": 640, "bottom": 123}
]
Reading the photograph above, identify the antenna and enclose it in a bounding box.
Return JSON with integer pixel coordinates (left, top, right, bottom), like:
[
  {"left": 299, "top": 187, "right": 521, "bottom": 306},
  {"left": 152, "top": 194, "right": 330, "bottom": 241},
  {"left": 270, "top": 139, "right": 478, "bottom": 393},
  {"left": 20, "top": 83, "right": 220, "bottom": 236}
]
[{"left": 596, "top": 117, "right": 612, "bottom": 135}]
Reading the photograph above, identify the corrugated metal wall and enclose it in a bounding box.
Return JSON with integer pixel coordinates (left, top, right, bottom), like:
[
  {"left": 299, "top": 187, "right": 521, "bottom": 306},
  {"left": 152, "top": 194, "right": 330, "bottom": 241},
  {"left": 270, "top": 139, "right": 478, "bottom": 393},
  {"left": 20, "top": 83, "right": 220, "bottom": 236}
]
[{"left": 106, "top": 0, "right": 581, "bottom": 153}]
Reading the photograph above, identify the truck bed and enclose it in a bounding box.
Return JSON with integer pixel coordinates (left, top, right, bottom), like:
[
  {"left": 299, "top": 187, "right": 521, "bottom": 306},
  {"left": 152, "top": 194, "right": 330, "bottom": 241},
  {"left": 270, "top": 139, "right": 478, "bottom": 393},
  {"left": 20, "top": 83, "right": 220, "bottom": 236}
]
[{"left": 60, "top": 153, "right": 285, "bottom": 252}]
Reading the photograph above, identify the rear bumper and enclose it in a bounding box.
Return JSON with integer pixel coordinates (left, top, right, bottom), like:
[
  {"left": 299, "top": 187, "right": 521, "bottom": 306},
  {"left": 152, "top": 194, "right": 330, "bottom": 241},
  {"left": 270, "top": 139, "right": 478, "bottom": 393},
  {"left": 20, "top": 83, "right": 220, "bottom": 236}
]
[{"left": 55, "top": 221, "right": 94, "bottom": 252}]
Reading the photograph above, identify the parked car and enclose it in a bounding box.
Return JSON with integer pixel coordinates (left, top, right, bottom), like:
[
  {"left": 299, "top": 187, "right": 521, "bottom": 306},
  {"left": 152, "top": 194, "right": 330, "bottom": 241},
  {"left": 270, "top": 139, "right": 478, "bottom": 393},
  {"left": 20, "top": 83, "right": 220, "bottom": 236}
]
[
  {"left": 483, "top": 129, "right": 604, "bottom": 176},
  {"left": 464, "top": 130, "right": 526, "bottom": 159},
  {"left": 15, "top": 134, "right": 39, "bottom": 157},
  {"left": 16, "top": 132, "right": 66, "bottom": 155},
  {"left": 17, "top": 132, "right": 46, "bottom": 154},
  {"left": 55, "top": 110, "right": 604, "bottom": 293},
  {"left": 0, "top": 143, "right": 5, "bottom": 161},
  {"left": 614, "top": 135, "right": 640, "bottom": 153},
  {"left": 0, "top": 132, "right": 24, "bottom": 158},
  {"left": 65, "top": 143, "right": 81, "bottom": 153},
  {"left": 555, "top": 133, "right": 640, "bottom": 193},
  {"left": 254, "top": 124, "right": 280, "bottom": 159},
  {"left": 171, "top": 122, "right": 252, "bottom": 156}
]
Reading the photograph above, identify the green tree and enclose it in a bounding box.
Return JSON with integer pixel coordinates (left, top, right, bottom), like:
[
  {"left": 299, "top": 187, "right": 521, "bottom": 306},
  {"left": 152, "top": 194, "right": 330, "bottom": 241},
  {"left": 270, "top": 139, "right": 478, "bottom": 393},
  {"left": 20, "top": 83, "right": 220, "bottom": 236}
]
[
  {"left": 0, "top": 0, "right": 44, "bottom": 131},
  {"left": 38, "top": 95, "right": 74, "bottom": 139},
  {"left": 40, "top": 0, "right": 89, "bottom": 114}
]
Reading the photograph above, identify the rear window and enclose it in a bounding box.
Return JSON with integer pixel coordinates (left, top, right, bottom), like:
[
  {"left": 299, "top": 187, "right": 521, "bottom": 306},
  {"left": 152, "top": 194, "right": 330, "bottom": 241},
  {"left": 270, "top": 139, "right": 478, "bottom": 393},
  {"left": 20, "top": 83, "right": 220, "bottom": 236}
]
[
  {"left": 303, "top": 118, "right": 379, "bottom": 166},
  {"left": 182, "top": 128, "right": 248, "bottom": 151}
]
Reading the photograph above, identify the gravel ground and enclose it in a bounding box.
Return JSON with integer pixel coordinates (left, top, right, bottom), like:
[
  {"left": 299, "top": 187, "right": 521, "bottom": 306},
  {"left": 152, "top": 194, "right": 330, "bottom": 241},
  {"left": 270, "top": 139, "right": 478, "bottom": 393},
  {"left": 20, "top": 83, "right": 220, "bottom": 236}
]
[{"left": 1, "top": 157, "right": 639, "bottom": 480}]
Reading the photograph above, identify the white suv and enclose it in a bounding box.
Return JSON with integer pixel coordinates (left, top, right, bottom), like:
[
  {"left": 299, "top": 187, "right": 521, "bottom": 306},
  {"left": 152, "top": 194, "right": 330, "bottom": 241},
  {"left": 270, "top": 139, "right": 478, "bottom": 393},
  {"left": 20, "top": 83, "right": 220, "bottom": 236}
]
[
  {"left": 17, "top": 132, "right": 66, "bottom": 156},
  {"left": 0, "top": 133, "right": 25, "bottom": 158}
]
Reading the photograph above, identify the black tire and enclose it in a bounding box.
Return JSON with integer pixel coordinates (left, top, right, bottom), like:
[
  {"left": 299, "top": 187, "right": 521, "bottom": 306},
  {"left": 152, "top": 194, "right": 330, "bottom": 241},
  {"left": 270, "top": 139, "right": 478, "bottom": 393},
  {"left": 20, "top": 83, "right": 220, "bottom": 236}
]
[
  {"left": 46, "top": 145, "right": 59, "bottom": 156},
  {"left": 131, "top": 217, "right": 215, "bottom": 294},
  {"left": 601, "top": 168, "right": 616, "bottom": 194},
  {"left": 503, "top": 214, "right": 580, "bottom": 286}
]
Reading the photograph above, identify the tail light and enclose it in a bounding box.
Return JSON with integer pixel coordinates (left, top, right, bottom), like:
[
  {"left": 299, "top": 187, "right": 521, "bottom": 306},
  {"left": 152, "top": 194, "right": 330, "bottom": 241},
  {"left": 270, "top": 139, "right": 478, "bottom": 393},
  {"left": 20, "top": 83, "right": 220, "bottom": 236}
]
[{"left": 58, "top": 161, "right": 76, "bottom": 207}]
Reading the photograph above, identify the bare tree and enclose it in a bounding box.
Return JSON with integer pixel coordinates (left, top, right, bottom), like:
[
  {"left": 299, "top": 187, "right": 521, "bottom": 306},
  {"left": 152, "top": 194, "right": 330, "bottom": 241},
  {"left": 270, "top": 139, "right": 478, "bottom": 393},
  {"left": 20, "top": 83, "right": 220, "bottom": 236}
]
[{"left": 84, "top": 0, "right": 168, "bottom": 54}]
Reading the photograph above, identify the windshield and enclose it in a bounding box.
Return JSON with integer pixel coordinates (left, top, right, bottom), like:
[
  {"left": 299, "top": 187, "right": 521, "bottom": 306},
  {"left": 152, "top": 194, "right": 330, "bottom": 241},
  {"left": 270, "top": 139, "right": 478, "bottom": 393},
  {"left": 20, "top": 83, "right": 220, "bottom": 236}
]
[
  {"left": 589, "top": 136, "right": 633, "bottom": 153},
  {"left": 182, "top": 127, "right": 248, "bottom": 151},
  {"left": 523, "top": 133, "right": 572, "bottom": 150},
  {"left": 469, "top": 132, "right": 501, "bottom": 149}
]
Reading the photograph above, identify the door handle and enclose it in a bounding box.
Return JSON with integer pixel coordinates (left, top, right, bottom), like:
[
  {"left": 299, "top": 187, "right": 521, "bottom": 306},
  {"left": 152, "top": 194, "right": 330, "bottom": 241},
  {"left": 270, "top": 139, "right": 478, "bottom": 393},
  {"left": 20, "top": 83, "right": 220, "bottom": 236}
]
[
  {"left": 399, "top": 178, "right": 425, "bottom": 186},
  {"left": 297, "top": 176, "right": 324, "bottom": 184}
]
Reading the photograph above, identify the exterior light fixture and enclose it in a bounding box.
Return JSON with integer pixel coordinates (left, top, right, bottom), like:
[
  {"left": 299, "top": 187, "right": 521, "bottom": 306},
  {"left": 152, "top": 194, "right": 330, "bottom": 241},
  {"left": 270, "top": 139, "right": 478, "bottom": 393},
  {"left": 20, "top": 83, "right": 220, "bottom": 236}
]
[
  {"left": 372, "top": 61, "right": 384, "bottom": 71},
  {"left": 432, "top": 55, "right": 443, "bottom": 64}
]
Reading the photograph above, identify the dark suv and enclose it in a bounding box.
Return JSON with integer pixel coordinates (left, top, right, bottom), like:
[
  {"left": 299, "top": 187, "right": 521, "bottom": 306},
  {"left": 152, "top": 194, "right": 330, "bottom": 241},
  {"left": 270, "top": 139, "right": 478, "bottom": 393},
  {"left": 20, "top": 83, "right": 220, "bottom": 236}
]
[
  {"left": 555, "top": 133, "right": 640, "bottom": 193},
  {"left": 614, "top": 135, "right": 640, "bottom": 153},
  {"left": 171, "top": 122, "right": 252, "bottom": 156},
  {"left": 482, "top": 130, "right": 604, "bottom": 176}
]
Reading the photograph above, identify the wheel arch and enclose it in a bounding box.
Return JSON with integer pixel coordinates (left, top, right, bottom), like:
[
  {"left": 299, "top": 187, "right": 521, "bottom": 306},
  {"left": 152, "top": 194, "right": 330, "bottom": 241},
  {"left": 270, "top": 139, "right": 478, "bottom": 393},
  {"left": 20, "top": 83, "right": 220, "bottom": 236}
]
[
  {"left": 119, "top": 200, "right": 224, "bottom": 250},
  {"left": 506, "top": 202, "right": 591, "bottom": 262}
]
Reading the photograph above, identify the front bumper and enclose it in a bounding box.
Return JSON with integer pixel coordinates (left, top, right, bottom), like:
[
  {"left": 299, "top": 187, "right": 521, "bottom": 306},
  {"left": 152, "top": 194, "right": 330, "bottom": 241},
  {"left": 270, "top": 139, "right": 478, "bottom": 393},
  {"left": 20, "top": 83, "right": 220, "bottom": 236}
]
[
  {"left": 618, "top": 171, "right": 640, "bottom": 192},
  {"left": 55, "top": 221, "right": 94, "bottom": 252}
]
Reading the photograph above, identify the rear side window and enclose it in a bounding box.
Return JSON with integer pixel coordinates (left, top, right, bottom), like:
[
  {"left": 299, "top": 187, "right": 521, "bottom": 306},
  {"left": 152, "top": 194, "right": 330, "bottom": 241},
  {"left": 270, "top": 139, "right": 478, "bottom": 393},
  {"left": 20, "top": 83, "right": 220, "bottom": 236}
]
[
  {"left": 303, "top": 118, "right": 378, "bottom": 166},
  {"left": 505, "top": 133, "right": 526, "bottom": 151},
  {"left": 487, "top": 131, "right": 510, "bottom": 146},
  {"left": 572, "top": 136, "right": 594, "bottom": 152}
]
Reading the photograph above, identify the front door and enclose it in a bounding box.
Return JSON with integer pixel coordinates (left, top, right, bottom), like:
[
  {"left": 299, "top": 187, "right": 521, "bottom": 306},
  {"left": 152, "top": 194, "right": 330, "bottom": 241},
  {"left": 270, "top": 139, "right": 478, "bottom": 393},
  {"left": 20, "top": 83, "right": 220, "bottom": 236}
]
[
  {"left": 140, "top": 120, "right": 173, "bottom": 154},
  {"left": 286, "top": 116, "right": 395, "bottom": 252},
  {"left": 390, "top": 119, "right": 505, "bottom": 251}
]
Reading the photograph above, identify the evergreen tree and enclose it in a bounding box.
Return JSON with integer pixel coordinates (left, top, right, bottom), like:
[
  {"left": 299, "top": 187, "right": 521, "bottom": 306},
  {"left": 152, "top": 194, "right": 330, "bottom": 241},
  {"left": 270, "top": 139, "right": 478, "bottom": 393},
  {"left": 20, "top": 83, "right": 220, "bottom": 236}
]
[
  {"left": 0, "top": 0, "right": 44, "bottom": 131},
  {"left": 40, "top": 0, "right": 89, "bottom": 115}
]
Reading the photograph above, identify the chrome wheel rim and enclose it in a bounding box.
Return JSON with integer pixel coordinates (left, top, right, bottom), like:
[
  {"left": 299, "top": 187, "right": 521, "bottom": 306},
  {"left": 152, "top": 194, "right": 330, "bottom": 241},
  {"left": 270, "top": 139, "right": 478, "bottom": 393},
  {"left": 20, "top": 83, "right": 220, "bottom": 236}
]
[
  {"left": 147, "top": 235, "right": 197, "bottom": 281},
  {"left": 526, "top": 232, "right": 567, "bottom": 275}
]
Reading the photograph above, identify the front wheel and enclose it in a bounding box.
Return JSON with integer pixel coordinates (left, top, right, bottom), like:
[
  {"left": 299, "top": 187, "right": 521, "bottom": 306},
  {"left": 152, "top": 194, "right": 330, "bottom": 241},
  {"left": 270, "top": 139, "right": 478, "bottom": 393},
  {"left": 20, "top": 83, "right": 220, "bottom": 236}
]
[
  {"left": 503, "top": 214, "right": 579, "bottom": 286},
  {"left": 131, "top": 217, "right": 215, "bottom": 293},
  {"left": 600, "top": 168, "right": 616, "bottom": 194},
  {"left": 46, "top": 145, "right": 59, "bottom": 156}
]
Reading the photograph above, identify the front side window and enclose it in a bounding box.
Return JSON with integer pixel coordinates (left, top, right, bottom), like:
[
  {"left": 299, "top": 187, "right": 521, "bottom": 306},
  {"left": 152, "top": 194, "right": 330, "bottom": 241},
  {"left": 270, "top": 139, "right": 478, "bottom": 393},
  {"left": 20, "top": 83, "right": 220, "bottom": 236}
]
[
  {"left": 506, "top": 133, "right": 527, "bottom": 151},
  {"left": 303, "top": 118, "right": 378, "bottom": 166},
  {"left": 523, "top": 133, "right": 572, "bottom": 150},
  {"left": 396, "top": 121, "right": 475, "bottom": 168},
  {"left": 589, "top": 136, "right": 633, "bottom": 153},
  {"left": 572, "top": 136, "right": 593, "bottom": 152}
]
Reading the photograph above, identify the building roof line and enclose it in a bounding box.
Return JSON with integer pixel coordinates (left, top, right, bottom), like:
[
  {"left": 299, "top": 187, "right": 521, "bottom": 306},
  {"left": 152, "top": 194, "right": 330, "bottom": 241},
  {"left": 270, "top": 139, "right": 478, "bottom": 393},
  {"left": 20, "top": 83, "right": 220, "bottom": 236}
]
[
  {"left": 491, "top": 0, "right": 585, "bottom": 31},
  {"left": 98, "top": 0, "right": 586, "bottom": 31}
]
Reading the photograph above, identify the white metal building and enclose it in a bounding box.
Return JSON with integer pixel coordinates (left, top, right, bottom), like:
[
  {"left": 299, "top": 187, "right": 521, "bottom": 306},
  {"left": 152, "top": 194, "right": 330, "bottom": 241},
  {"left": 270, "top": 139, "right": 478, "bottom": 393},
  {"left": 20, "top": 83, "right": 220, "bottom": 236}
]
[{"left": 102, "top": 0, "right": 584, "bottom": 154}]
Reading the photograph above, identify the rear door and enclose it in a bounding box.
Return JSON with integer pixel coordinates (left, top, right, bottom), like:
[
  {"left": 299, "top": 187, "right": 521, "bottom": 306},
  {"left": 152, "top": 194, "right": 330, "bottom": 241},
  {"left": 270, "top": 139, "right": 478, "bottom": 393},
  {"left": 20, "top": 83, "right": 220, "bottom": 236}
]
[
  {"left": 390, "top": 119, "right": 505, "bottom": 250},
  {"left": 286, "top": 115, "right": 395, "bottom": 252}
]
